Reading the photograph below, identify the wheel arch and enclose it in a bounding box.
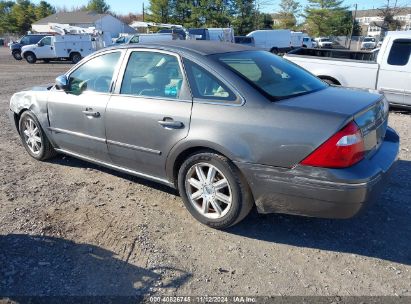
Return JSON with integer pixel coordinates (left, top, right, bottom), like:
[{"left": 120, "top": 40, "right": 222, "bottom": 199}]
[
  {"left": 166, "top": 141, "right": 240, "bottom": 187},
  {"left": 318, "top": 75, "right": 341, "bottom": 85}
]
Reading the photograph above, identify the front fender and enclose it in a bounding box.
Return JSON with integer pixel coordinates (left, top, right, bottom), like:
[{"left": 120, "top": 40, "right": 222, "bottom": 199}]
[{"left": 9, "top": 89, "right": 51, "bottom": 137}]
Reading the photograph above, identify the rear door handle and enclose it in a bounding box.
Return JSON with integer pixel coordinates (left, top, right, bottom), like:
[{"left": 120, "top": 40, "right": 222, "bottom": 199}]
[
  {"left": 158, "top": 118, "right": 184, "bottom": 129},
  {"left": 82, "top": 108, "right": 100, "bottom": 118}
]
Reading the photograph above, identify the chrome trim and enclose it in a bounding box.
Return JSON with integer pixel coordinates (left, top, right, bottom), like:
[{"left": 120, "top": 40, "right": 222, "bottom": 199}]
[
  {"left": 48, "top": 127, "right": 106, "bottom": 143},
  {"left": 55, "top": 148, "right": 174, "bottom": 187},
  {"left": 380, "top": 87, "right": 406, "bottom": 95},
  {"left": 109, "top": 93, "right": 192, "bottom": 104},
  {"left": 107, "top": 139, "right": 161, "bottom": 155}
]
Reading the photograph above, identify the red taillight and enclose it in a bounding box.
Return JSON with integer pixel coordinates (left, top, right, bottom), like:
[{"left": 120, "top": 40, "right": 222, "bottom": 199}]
[{"left": 301, "top": 121, "right": 365, "bottom": 168}]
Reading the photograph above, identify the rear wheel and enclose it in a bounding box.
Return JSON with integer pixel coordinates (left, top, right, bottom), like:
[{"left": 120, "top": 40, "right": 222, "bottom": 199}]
[
  {"left": 178, "top": 151, "right": 253, "bottom": 229},
  {"left": 25, "top": 52, "right": 37, "bottom": 64},
  {"left": 19, "top": 111, "right": 57, "bottom": 161},
  {"left": 12, "top": 50, "right": 22, "bottom": 60},
  {"left": 70, "top": 53, "right": 82, "bottom": 64},
  {"left": 270, "top": 47, "right": 279, "bottom": 54}
]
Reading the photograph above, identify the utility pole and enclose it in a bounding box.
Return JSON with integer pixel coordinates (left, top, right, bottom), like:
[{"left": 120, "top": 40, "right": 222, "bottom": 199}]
[
  {"left": 348, "top": 3, "right": 358, "bottom": 50},
  {"left": 142, "top": 2, "right": 145, "bottom": 22}
]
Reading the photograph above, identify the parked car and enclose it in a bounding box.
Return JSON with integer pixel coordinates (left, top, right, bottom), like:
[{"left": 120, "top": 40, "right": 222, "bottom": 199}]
[
  {"left": 188, "top": 28, "right": 210, "bottom": 40},
  {"left": 246, "top": 29, "right": 291, "bottom": 53},
  {"left": 234, "top": 36, "right": 255, "bottom": 47},
  {"left": 158, "top": 28, "right": 187, "bottom": 40},
  {"left": 361, "top": 36, "right": 377, "bottom": 50},
  {"left": 9, "top": 34, "right": 48, "bottom": 60},
  {"left": 284, "top": 31, "right": 411, "bottom": 107},
  {"left": 302, "top": 36, "right": 313, "bottom": 48},
  {"left": 128, "top": 33, "right": 175, "bottom": 44},
  {"left": 207, "top": 28, "right": 235, "bottom": 43},
  {"left": 21, "top": 35, "right": 94, "bottom": 64},
  {"left": 8, "top": 41, "right": 399, "bottom": 229},
  {"left": 315, "top": 37, "right": 333, "bottom": 48}
]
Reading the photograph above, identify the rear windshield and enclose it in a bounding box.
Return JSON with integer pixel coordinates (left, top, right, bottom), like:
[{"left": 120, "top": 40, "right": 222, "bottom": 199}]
[{"left": 212, "top": 51, "right": 327, "bottom": 100}]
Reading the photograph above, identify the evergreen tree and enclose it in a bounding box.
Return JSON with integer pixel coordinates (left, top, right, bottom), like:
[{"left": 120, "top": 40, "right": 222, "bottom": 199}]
[
  {"left": 231, "top": 0, "right": 255, "bottom": 35},
  {"left": 35, "top": 0, "right": 55, "bottom": 19},
  {"left": 277, "top": 0, "right": 300, "bottom": 29},
  {"left": 10, "top": 0, "right": 37, "bottom": 33},
  {"left": 304, "top": 0, "right": 350, "bottom": 36},
  {"left": 0, "top": 1, "right": 15, "bottom": 33},
  {"left": 86, "top": 0, "right": 110, "bottom": 14}
]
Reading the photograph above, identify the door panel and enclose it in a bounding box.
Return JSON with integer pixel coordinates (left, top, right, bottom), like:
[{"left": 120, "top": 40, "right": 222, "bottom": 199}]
[
  {"left": 106, "top": 96, "right": 192, "bottom": 177},
  {"left": 47, "top": 51, "right": 123, "bottom": 162},
  {"left": 106, "top": 50, "right": 192, "bottom": 178},
  {"left": 48, "top": 90, "right": 111, "bottom": 162},
  {"left": 378, "top": 38, "right": 411, "bottom": 105}
]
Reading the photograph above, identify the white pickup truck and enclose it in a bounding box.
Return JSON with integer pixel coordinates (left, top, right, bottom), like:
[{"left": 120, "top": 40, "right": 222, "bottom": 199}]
[{"left": 284, "top": 31, "right": 411, "bottom": 107}]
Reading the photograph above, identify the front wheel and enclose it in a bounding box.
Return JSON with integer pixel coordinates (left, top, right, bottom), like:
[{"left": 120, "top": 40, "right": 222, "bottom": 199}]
[
  {"left": 12, "top": 50, "right": 22, "bottom": 60},
  {"left": 178, "top": 151, "right": 253, "bottom": 229},
  {"left": 19, "top": 111, "right": 57, "bottom": 161},
  {"left": 25, "top": 52, "right": 37, "bottom": 64}
]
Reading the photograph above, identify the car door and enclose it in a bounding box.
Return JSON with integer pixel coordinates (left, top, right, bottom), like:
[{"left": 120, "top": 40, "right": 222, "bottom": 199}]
[
  {"left": 47, "top": 50, "right": 124, "bottom": 162},
  {"left": 105, "top": 49, "right": 193, "bottom": 179},
  {"left": 377, "top": 38, "right": 411, "bottom": 106},
  {"left": 34, "top": 37, "right": 55, "bottom": 59}
]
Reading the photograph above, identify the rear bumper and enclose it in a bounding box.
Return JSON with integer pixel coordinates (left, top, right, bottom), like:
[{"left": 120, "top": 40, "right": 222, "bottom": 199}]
[{"left": 236, "top": 127, "right": 400, "bottom": 219}]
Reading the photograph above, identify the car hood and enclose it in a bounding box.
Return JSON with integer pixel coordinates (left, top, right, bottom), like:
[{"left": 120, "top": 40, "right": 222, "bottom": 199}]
[{"left": 278, "top": 86, "right": 382, "bottom": 117}]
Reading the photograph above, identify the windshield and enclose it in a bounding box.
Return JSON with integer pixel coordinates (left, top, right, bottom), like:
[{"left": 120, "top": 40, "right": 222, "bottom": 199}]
[
  {"left": 364, "top": 38, "right": 375, "bottom": 42},
  {"left": 320, "top": 38, "right": 331, "bottom": 42},
  {"left": 212, "top": 51, "right": 327, "bottom": 100}
]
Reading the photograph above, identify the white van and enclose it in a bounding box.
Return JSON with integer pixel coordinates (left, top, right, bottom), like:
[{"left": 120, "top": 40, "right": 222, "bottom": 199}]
[
  {"left": 246, "top": 29, "right": 291, "bottom": 53},
  {"left": 21, "top": 34, "right": 95, "bottom": 64},
  {"left": 207, "top": 28, "right": 235, "bottom": 43},
  {"left": 291, "top": 31, "right": 304, "bottom": 48},
  {"left": 127, "top": 33, "right": 175, "bottom": 44}
]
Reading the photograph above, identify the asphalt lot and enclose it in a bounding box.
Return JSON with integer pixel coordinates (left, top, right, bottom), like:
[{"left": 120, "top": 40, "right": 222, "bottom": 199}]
[{"left": 0, "top": 47, "right": 410, "bottom": 298}]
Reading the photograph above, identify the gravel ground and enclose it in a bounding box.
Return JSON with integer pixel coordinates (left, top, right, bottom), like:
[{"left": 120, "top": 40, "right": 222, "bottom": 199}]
[{"left": 0, "top": 47, "right": 410, "bottom": 299}]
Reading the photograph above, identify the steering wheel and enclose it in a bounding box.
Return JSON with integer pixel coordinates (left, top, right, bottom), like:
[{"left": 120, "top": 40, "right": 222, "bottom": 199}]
[{"left": 93, "top": 76, "right": 112, "bottom": 92}]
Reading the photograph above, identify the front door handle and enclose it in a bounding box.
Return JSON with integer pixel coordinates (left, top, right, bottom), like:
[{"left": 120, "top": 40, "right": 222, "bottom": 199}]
[
  {"left": 158, "top": 118, "right": 184, "bottom": 129},
  {"left": 82, "top": 108, "right": 100, "bottom": 118}
]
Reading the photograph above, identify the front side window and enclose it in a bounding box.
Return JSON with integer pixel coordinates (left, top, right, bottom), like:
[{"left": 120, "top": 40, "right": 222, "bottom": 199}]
[
  {"left": 39, "top": 37, "right": 51, "bottom": 46},
  {"left": 68, "top": 52, "right": 121, "bottom": 94},
  {"left": 213, "top": 51, "right": 327, "bottom": 100},
  {"left": 184, "top": 59, "right": 236, "bottom": 102},
  {"left": 120, "top": 51, "right": 183, "bottom": 99},
  {"left": 387, "top": 39, "right": 411, "bottom": 66}
]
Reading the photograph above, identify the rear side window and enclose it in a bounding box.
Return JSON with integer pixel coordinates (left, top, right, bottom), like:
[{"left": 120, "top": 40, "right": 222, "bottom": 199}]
[
  {"left": 184, "top": 59, "right": 236, "bottom": 102},
  {"left": 387, "top": 39, "right": 411, "bottom": 66},
  {"left": 120, "top": 51, "right": 183, "bottom": 99},
  {"left": 129, "top": 36, "right": 139, "bottom": 44}
]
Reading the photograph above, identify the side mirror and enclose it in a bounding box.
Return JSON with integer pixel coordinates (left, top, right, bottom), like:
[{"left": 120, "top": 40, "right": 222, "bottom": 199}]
[
  {"left": 55, "top": 75, "right": 69, "bottom": 91},
  {"left": 37, "top": 42, "right": 44, "bottom": 47}
]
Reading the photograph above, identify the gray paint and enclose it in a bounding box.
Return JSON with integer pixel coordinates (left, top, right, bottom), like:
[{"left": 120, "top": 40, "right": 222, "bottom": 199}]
[{"left": 8, "top": 41, "right": 400, "bottom": 218}]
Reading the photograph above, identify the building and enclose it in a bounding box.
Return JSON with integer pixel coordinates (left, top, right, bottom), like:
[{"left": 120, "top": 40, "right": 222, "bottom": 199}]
[
  {"left": 355, "top": 7, "right": 411, "bottom": 37},
  {"left": 32, "top": 11, "right": 136, "bottom": 38}
]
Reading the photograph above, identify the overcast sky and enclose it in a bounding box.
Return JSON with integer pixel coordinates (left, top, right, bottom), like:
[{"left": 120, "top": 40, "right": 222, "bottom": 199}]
[{"left": 32, "top": 0, "right": 411, "bottom": 15}]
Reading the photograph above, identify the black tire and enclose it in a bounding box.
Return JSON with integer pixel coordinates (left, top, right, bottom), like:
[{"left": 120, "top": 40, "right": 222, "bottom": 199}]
[
  {"left": 25, "top": 52, "right": 37, "bottom": 64},
  {"left": 178, "top": 151, "right": 253, "bottom": 229},
  {"left": 270, "top": 47, "right": 279, "bottom": 54},
  {"left": 12, "top": 50, "right": 22, "bottom": 60},
  {"left": 19, "top": 111, "right": 57, "bottom": 161},
  {"left": 70, "top": 53, "right": 82, "bottom": 64},
  {"left": 321, "top": 78, "right": 339, "bottom": 86}
]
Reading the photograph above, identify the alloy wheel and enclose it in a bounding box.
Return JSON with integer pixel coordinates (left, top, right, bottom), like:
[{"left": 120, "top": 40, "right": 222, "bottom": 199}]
[
  {"left": 185, "top": 162, "right": 232, "bottom": 219},
  {"left": 22, "top": 118, "right": 42, "bottom": 155}
]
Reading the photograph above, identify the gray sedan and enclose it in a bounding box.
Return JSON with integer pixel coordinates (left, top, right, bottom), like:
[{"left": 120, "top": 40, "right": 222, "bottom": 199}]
[{"left": 8, "top": 41, "right": 399, "bottom": 229}]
